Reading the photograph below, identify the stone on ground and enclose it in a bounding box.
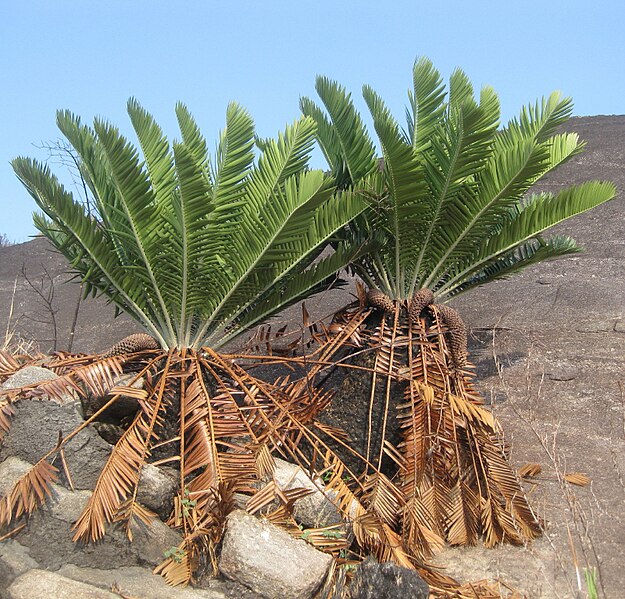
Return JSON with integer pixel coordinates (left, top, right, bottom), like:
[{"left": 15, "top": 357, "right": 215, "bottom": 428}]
[
  {"left": 0, "top": 399, "right": 112, "bottom": 490},
  {"left": 1, "top": 366, "right": 74, "bottom": 404},
  {"left": 219, "top": 509, "right": 332, "bottom": 599},
  {"left": 136, "top": 463, "right": 177, "bottom": 519},
  {"left": 7, "top": 569, "right": 118, "bottom": 599},
  {"left": 272, "top": 458, "right": 343, "bottom": 528},
  {"left": 0, "top": 457, "right": 181, "bottom": 571},
  {"left": 0, "top": 540, "right": 40, "bottom": 597},
  {"left": 346, "top": 557, "right": 429, "bottom": 599},
  {"left": 58, "top": 565, "right": 226, "bottom": 599}
]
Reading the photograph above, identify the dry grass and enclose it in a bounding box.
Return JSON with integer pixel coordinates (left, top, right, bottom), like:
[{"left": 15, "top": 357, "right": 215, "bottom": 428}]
[{"left": 1, "top": 278, "right": 37, "bottom": 356}]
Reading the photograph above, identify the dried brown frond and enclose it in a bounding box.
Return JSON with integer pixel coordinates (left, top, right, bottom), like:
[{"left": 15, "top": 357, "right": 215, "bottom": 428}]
[
  {"left": 298, "top": 299, "right": 541, "bottom": 569},
  {"left": 518, "top": 463, "right": 542, "bottom": 478},
  {"left": 72, "top": 352, "right": 175, "bottom": 543},
  {"left": 0, "top": 398, "right": 16, "bottom": 441},
  {"left": 113, "top": 500, "right": 157, "bottom": 542},
  {"left": 244, "top": 323, "right": 301, "bottom": 356},
  {"left": 361, "top": 472, "right": 403, "bottom": 527},
  {"left": 154, "top": 539, "right": 193, "bottom": 586},
  {"left": 297, "top": 524, "right": 350, "bottom": 554},
  {"left": 0, "top": 458, "right": 59, "bottom": 530},
  {"left": 245, "top": 480, "right": 312, "bottom": 516},
  {"left": 1, "top": 354, "right": 127, "bottom": 407},
  {"left": 564, "top": 472, "right": 591, "bottom": 487},
  {"left": 0, "top": 350, "right": 23, "bottom": 380}
]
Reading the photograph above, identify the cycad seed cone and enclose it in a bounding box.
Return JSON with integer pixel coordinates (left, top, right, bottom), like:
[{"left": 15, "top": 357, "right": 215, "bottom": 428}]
[
  {"left": 436, "top": 305, "right": 468, "bottom": 369},
  {"left": 366, "top": 289, "right": 396, "bottom": 313},
  {"left": 101, "top": 333, "right": 160, "bottom": 358},
  {"left": 408, "top": 288, "right": 434, "bottom": 323}
]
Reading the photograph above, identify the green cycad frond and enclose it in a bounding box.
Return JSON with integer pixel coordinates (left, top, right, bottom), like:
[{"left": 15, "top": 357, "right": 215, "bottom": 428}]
[
  {"left": 447, "top": 235, "right": 580, "bottom": 296},
  {"left": 404, "top": 57, "right": 447, "bottom": 151},
  {"left": 414, "top": 82, "right": 501, "bottom": 287},
  {"left": 304, "top": 58, "right": 617, "bottom": 300},
  {"left": 437, "top": 180, "right": 615, "bottom": 296},
  {"left": 13, "top": 102, "right": 368, "bottom": 350},
  {"left": 14, "top": 160, "right": 164, "bottom": 339},
  {"left": 300, "top": 76, "right": 377, "bottom": 189},
  {"left": 175, "top": 103, "right": 211, "bottom": 180},
  {"left": 362, "top": 85, "right": 428, "bottom": 297}
]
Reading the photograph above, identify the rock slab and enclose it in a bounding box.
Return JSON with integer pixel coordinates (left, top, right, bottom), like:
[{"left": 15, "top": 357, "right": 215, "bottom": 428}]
[
  {"left": 1, "top": 366, "right": 64, "bottom": 395},
  {"left": 219, "top": 510, "right": 332, "bottom": 599},
  {"left": 0, "top": 540, "right": 40, "bottom": 598},
  {"left": 7, "top": 569, "right": 118, "bottom": 599},
  {"left": 58, "top": 565, "right": 226, "bottom": 599}
]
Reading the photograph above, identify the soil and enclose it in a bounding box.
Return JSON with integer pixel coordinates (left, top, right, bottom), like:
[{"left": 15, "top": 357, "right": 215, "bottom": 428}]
[{"left": 1, "top": 115, "right": 624, "bottom": 597}]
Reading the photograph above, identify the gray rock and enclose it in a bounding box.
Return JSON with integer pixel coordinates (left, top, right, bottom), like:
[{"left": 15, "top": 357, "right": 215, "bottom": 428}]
[
  {"left": 346, "top": 557, "right": 429, "bottom": 599},
  {"left": 0, "top": 456, "right": 32, "bottom": 496},
  {"left": 0, "top": 540, "right": 40, "bottom": 598},
  {"left": 0, "top": 399, "right": 112, "bottom": 490},
  {"left": 272, "top": 458, "right": 343, "bottom": 528},
  {"left": 1, "top": 366, "right": 74, "bottom": 404},
  {"left": 219, "top": 510, "right": 332, "bottom": 599},
  {"left": 136, "top": 464, "right": 177, "bottom": 519},
  {"left": 0, "top": 465, "right": 182, "bottom": 571},
  {"left": 58, "top": 565, "right": 226, "bottom": 599},
  {"left": 7, "top": 569, "right": 118, "bottom": 599}
]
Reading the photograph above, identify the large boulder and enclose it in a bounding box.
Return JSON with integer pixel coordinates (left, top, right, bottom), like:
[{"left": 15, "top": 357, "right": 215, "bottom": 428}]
[{"left": 0, "top": 395, "right": 176, "bottom": 517}]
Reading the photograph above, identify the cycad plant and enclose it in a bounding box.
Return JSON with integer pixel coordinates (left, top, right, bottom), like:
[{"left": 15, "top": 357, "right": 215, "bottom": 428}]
[
  {"left": 0, "top": 100, "right": 370, "bottom": 583},
  {"left": 300, "top": 58, "right": 616, "bottom": 560}
]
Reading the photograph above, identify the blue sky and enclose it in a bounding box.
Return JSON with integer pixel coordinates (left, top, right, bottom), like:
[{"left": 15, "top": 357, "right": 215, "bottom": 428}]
[{"left": 2, "top": 0, "right": 624, "bottom": 242}]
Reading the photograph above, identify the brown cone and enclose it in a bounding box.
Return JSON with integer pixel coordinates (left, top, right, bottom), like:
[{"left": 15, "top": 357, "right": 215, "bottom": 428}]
[
  {"left": 408, "top": 288, "right": 434, "bottom": 323},
  {"left": 101, "top": 333, "right": 160, "bottom": 358},
  {"left": 436, "top": 305, "right": 468, "bottom": 369},
  {"left": 366, "top": 289, "right": 396, "bottom": 313}
]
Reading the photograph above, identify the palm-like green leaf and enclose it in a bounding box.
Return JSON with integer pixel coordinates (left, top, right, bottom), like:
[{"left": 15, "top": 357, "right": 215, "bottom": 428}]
[
  {"left": 304, "top": 59, "right": 616, "bottom": 300},
  {"left": 403, "top": 57, "right": 447, "bottom": 151},
  {"left": 13, "top": 102, "right": 368, "bottom": 350},
  {"left": 362, "top": 85, "right": 428, "bottom": 297},
  {"left": 301, "top": 76, "right": 377, "bottom": 189}
]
